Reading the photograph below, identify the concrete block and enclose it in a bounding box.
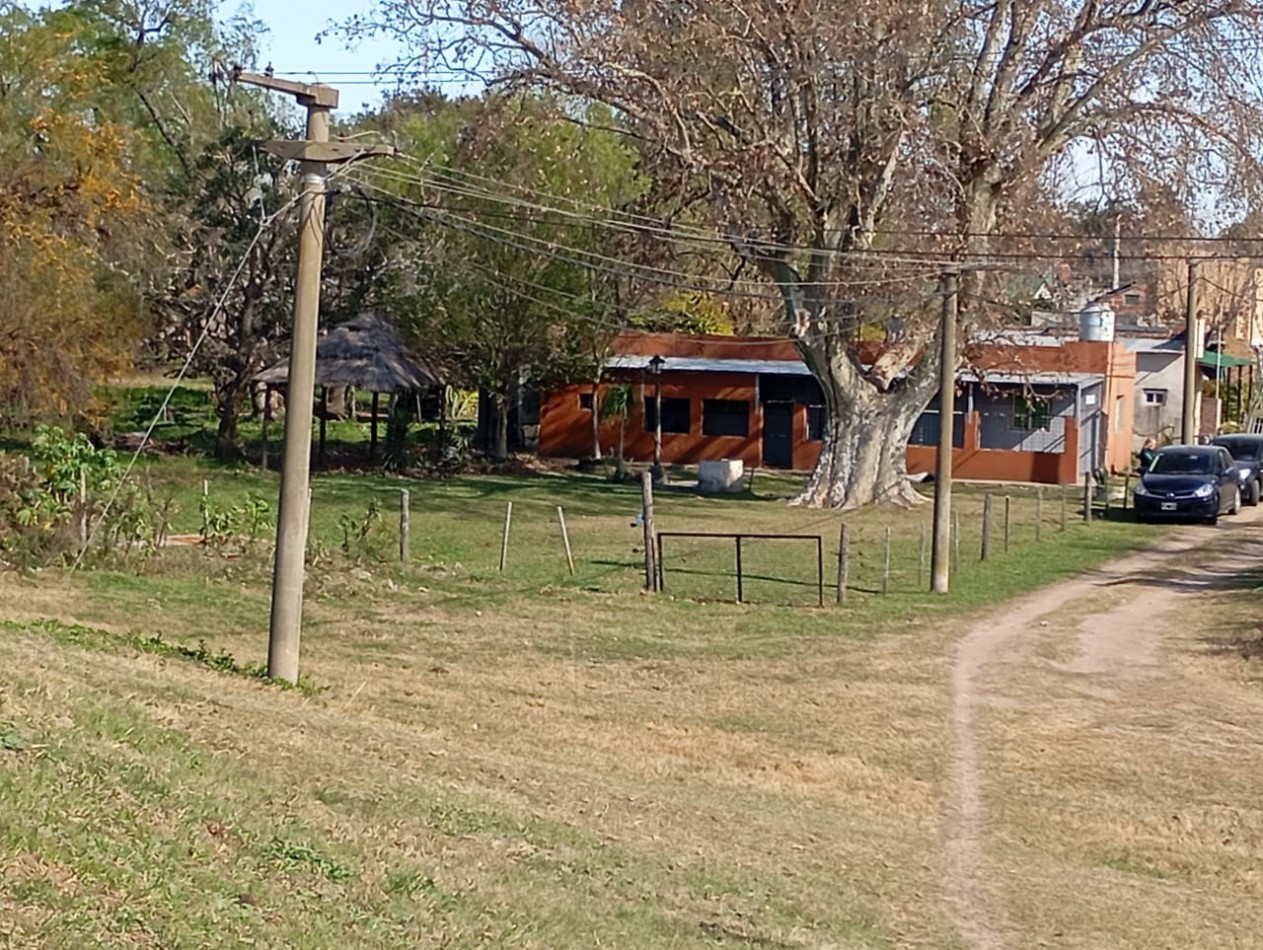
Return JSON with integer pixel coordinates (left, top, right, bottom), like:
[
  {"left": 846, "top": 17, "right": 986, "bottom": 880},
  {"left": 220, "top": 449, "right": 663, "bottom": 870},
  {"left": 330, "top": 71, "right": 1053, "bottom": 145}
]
[{"left": 698, "top": 459, "right": 745, "bottom": 493}]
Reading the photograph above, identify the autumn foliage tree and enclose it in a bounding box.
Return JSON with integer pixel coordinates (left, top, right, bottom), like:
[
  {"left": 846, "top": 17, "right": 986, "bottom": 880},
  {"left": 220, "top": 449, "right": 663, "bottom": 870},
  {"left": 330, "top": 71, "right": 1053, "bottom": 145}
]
[
  {"left": 353, "top": 0, "right": 1263, "bottom": 506},
  {"left": 0, "top": 6, "right": 153, "bottom": 425}
]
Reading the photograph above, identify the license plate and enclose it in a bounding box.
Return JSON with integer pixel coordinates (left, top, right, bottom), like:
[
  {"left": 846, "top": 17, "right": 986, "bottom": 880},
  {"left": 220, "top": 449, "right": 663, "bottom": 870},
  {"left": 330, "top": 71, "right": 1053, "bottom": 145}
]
[{"left": 1160, "top": 502, "right": 1178, "bottom": 511}]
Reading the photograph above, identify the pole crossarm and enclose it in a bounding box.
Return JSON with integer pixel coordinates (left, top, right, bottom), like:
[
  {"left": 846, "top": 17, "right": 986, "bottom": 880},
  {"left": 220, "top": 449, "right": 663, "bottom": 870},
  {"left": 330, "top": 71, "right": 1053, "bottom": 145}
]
[
  {"left": 258, "top": 140, "right": 398, "bottom": 165},
  {"left": 231, "top": 68, "right": 339, "bottom": 108}
]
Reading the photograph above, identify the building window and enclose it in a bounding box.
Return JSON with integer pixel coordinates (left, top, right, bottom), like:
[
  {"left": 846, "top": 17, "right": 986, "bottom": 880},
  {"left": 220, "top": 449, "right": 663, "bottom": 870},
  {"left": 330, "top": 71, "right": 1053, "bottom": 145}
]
[
  {"left": 1012, "top": 396, "right": 1050, "bottom": 431},
  {"left": 806, "top": 405, "right": 828, "bottom": 441},
  {"left": 579, "top": 392, "right": 594, "bottom": 411},
  {"left": 1143, "top": 389, "right": 1167, "bottom": 406},
  {"left": 644, "top": 397, "right": 690, "bottom": 434},
  {"left": 1123, "top": 292, "right": 1142, "bottom": 306},
  {"left": 702, "top": 399, "right": 749, "bottom": 437}
]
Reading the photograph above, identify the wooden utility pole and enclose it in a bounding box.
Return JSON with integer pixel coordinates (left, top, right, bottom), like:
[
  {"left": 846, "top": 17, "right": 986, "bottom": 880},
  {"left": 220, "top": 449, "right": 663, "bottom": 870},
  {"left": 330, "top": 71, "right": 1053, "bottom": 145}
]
[
  {"left": 931, "top": 269, "right": 959, "bottom": 593},
  {"left": 1182, "top": 260, "right": 1200, "bottom": 445},
  {"left": 231, "top": 70, "right": 394, "bottom": 684}
]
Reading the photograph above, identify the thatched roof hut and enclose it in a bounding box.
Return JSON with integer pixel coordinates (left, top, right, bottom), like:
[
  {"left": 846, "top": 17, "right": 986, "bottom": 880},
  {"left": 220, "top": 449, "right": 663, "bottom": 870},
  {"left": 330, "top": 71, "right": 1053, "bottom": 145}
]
[
  {"left": 255, "top": 311, "right": 437, "bottom": 392},
  {"left": 256, "top": 312, "right": 438, "bottom": 465}
]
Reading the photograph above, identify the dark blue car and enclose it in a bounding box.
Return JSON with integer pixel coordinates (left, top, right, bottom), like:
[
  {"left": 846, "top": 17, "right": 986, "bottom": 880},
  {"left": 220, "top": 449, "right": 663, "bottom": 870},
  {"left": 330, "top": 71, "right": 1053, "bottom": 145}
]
[
  {"left": 1134, "top": 445, "right": 1242, "bottom": 525},
  {"left": 1210, "top": 434, "right": 1263, "bottom": 506}
]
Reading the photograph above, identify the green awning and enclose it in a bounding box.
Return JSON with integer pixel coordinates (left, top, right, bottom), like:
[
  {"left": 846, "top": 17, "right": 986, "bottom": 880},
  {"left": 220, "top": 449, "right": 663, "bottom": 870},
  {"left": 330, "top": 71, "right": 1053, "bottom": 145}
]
[{"left": 1199, "top": 352, "right": 1254, "bottom": 369}]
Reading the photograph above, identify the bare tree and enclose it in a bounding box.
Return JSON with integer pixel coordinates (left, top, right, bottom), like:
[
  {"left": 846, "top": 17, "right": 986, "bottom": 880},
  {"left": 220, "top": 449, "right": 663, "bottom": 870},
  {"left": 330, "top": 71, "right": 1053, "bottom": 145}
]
[{"left": 350, "top": 0, "right": 1263, "bottom": 506}]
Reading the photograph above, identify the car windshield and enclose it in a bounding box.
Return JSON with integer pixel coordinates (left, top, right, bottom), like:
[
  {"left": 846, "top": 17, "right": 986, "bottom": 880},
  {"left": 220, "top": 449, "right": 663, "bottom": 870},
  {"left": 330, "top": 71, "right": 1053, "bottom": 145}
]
[
  {"left": 1150, "top": 451, "right": 1216, "bottom": 475},
  {"left": 1216, "top": 440, "right": 1263, "bottom": 461}
]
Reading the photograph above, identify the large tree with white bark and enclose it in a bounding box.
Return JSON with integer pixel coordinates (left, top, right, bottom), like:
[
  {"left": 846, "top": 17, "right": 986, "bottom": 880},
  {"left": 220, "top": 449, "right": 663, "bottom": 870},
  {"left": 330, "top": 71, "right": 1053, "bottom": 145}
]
[{"left": 348, "top": 0, "right": 1263, "bottom": 506}]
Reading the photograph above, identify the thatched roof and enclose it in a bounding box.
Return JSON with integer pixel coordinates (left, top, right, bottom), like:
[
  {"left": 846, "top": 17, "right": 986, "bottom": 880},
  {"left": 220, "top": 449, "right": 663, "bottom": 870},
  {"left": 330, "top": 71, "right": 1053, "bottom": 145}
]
[{"left": 256, "top": 312, "right": 438, "bottom": 392}]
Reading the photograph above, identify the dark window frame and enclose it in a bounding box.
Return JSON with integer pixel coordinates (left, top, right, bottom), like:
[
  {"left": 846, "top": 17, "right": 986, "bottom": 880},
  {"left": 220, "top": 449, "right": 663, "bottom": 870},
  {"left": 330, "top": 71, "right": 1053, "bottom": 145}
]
[
  {"left": 702, "top": 399, "right": 750, "bottom": 437},
  {"left": 805, "top": 405, "right": 828, "bottom": 442},
  {"left": 644, "top": 397, "right": 691, "bottom": 434}
]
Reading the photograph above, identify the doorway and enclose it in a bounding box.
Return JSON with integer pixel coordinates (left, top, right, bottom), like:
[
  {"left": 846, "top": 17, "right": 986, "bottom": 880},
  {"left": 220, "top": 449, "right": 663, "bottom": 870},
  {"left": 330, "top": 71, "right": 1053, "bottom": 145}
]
[{"left": 762, "top": 402, "right": 794, "bottom": 468}]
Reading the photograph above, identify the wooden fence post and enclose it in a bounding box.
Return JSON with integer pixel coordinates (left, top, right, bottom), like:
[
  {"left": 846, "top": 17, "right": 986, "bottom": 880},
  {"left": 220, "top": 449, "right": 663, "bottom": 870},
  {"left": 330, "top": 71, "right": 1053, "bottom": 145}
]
[
  {"left": 1036, "top": 487, "right": 1044, "bottom": 543},
  {"left": 1083, "top": 473, "right": 1092, "bottom": 523},
  {"left": 499, "top": 501, "right": 513, "bottom": 572},
  {"left": 981, "top": 493, "right": 994, "bottom": 560},
  {"left": 883, "top": 526, "right": 893, "bottom": 595},
  {"left": 399, "top": 489, "right": 410, "bottom": 562},
  {"left": 836, "top": 523, "right": 850, "bottom": 605},
  {"left": 1003, "top": 495, "right": 1012, "bottom": 553},
  {"left": 918, "top": 520, "right": 927, "bottom": 587},
  {"left": 557, "top": 506, "right": 575, "bottom": 576},
  {"left": 641, "top": 471, "right": 657, "bottom": 591}
]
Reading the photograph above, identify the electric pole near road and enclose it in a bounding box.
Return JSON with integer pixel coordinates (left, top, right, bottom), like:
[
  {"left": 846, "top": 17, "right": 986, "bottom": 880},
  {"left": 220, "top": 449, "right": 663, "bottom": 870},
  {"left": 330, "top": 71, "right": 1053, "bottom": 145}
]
[
  {"left": 931, "top": 269, "right": 959, "bottom": 594},
  {"left": 1181, "top": 259, "right": 1201, "bottom": 446},
  {"left": 231, "top": 69, "right": 394, "bottom": 684}
]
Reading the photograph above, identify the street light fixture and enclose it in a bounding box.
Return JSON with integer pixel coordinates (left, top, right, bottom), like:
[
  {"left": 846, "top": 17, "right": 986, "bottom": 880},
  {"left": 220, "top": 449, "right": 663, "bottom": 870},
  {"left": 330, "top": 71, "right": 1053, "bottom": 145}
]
[{"left": 649, "top": 355, "right": 665, "bottom": 484}]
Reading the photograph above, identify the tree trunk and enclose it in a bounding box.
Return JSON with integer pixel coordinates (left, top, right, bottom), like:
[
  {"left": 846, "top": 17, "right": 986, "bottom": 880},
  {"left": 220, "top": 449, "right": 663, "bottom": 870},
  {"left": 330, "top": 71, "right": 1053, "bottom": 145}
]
[
  {"left": 215, "top": 379, "right": 245, "bottom": 461},
  {"left": 590, "top": 382, "right": 602, "bottom": 459},
  {"left": 492, "top": 392, "right": 510, "bottom": 461},
  {"left": 791, "top": 336, "right": 936, "bottom": 508}
]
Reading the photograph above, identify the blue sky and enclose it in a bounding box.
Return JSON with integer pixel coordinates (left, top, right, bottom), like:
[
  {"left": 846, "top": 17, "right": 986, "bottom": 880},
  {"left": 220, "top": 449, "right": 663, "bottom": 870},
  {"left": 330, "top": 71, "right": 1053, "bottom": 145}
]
[{"left": 245, "top": 0, "right": 404, "bottom": 110}]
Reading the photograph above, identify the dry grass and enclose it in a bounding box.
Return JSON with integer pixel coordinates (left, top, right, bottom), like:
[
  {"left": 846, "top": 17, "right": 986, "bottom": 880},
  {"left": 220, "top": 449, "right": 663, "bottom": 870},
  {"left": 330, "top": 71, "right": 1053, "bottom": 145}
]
[{"left": 0, "top": 461, "right": 1202, "bottom": 948}]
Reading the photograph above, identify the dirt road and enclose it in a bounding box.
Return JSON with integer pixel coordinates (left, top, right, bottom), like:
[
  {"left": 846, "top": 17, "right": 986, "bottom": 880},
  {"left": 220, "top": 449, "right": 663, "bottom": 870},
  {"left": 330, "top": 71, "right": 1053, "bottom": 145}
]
[{"left": 945, "top": 507, "right": 1263, "bottom": 948}]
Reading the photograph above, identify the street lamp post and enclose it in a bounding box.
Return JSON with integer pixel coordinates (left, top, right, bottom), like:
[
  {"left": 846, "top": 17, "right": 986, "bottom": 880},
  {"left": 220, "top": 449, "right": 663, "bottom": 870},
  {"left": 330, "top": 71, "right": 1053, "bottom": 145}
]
[{"left": 649, "top": 355, "right": 665, "bottom": 483}]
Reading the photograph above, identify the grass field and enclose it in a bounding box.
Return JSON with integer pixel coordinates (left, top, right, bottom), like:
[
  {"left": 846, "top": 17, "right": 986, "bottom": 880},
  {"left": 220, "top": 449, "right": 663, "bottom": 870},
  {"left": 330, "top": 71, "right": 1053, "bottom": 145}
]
[{"left": 0, "top": 428, "right": 1175, "bottom": 949}]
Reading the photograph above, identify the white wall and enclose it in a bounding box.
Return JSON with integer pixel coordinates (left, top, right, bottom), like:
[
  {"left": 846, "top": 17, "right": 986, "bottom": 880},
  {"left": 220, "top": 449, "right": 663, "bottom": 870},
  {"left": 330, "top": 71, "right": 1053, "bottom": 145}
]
[{"left": 1133, "top": 352, "right": 1185, "bottom": 447}]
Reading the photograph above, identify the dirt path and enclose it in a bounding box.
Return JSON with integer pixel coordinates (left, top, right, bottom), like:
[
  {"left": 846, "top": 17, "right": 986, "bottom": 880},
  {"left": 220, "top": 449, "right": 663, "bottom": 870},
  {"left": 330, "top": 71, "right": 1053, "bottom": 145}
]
[{"left": 944, "top": 508, "right": 1263, "bottom": 949}]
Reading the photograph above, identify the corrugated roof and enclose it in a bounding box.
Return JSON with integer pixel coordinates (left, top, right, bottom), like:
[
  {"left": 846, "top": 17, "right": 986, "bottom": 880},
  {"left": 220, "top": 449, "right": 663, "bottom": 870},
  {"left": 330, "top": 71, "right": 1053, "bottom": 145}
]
[
  {"left": 605, "top": 355, "right": 812, "bottom": 376},
  {"left": 959, "top": 370, "right": 1101, "bottom": 387}
]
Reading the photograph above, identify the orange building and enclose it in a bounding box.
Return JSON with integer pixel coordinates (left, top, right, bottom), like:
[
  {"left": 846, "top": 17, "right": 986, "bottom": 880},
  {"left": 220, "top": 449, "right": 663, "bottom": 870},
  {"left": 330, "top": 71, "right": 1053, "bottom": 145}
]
[{"left": 540, "top": 332, "right": 1136, "bottom": 484}]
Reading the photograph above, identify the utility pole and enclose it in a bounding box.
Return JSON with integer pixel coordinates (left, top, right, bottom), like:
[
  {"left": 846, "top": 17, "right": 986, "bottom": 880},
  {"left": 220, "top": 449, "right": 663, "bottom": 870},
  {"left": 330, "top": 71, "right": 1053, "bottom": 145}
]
[
  {"left": 231, "top": 69, "right": 394, "bottom": 684},
  {"left": 931, "top": 269, "right": 959, "bottom": 594},
  {"left": 1182, "top": 260, "right": 1200, "bottom": 445}
]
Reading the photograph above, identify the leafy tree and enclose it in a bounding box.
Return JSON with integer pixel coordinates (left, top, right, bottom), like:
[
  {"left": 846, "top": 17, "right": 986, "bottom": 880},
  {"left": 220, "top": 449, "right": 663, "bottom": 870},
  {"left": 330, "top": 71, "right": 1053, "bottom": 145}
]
[
  {"left": 0, "top": 6, "right": 153, "bottom": 425},
  {"left": 353, "top": 0, "right": 1263, "bottom": 506},
  {"left": 345, "top": 92, "right": 643, "bottom": 459}
]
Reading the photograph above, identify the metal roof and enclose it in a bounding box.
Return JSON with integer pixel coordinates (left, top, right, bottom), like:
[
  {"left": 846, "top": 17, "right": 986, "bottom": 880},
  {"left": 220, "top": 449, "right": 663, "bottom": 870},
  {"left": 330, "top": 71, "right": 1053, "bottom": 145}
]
[
  {"left": 605, "top": 355, "right": 812, "bottom": 376},
  {"left": 607, "top": 355, "right": 1101, "bottom": 387},
  {"left": 959, "top": 370, "right": 1102, "bottom": 388}
]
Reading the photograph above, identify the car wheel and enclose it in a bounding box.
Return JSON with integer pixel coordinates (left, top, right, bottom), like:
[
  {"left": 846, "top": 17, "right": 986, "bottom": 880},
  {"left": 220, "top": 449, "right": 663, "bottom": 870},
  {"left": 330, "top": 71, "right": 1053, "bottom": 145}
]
[
  {"left": 1205, "top": 512, "right": 1220, "bottom": 525},
  {"left": 1250, "top": 480, "right": 1261, "bottom": 507},
  {"left": 1230, "top": 486, "right": 1242, "bottom": 516}
]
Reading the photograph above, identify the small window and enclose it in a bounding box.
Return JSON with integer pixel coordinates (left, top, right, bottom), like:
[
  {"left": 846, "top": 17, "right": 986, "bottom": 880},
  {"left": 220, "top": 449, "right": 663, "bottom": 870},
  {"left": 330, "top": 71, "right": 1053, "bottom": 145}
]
[
  {"left": 1012, "top": 396, "right": 1050, "bottom": 431},
  {"left": 702, "top": 399, "right": 749, "bottom": 437},
  {"left": 806, "top": 405, "right": 828, "bottom": 442},
  {"left": 1123, "top": 292, "right": 1142, "bottom": 306},
  {"left": 1143, "top": 389, "right": 1167, "bottom": 406},
  {"left": 644, "top": 397, "right": 690, "bottom": 434},
  {"left": 579, "top": 392, "right": 594, "bottom": 411}
]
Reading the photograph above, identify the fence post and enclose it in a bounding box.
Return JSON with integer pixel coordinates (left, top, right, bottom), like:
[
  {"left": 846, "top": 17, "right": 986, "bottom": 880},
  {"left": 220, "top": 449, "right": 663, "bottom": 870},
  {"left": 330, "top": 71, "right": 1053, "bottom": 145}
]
[
  {"left": 981, "top": 493, "right": 994, "bottom": 560},
  {"left": 641, "top": 471, "right": 657, "bottom": 591},
  {"left": 1123, "top": 471, "right": 1131, "bottom": 511},
  {"left": 557, "top": 506, "right": 575, "bottom": 576},
  {"left": 1003, "top": 495, "right": 1012, "bottom": 553},
  {"left": 735, "top": 536, "right": 744, "bottom": 603},
  {"left": 836, "top": 523, "right": 850, "bottom": 605},
  {"left": 1061, "top": 484, "right": 1068, "bottom": 531},
  {"left": 883, "top": 526, "right": 893, "bottom": 594},
  {"left": 1083, "top": 473, "right": 1092, "bottom": 523},
  {"left": 499, "top": 501, "right": 513, "bottom": 572},
  {"left": 399, "top": 489, "right": 410, "bottom": 562},
  {"left": 918, "top": 520, "right": 927, "bottom": 588},
  {"left": 1036, "top": 487, "right": 1043, "bottom": 543}
]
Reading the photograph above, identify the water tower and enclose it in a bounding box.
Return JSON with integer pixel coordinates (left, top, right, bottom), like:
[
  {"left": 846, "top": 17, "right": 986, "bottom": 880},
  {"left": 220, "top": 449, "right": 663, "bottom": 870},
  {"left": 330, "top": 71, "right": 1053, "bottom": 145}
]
[{"left": 1079, "top": 301, "right": 1116, "bottom": 342}]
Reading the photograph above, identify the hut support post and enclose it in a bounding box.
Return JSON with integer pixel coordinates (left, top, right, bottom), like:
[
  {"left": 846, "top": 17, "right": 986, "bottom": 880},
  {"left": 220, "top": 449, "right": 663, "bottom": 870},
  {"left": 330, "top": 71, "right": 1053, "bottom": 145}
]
[
  {"left": 370, "top": 391, "right": 380, "bottom": 462},
  {"left": 318, "top": 386, "right": 328, "bottom": 470},
  {"left": 261, "top": 386, "right": 272, "bottom": 469}
]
